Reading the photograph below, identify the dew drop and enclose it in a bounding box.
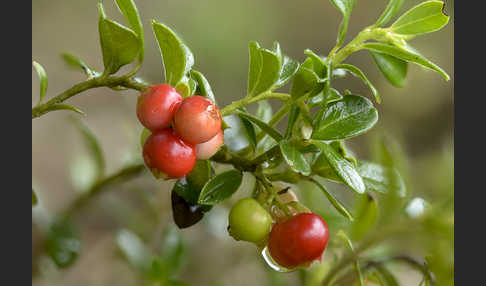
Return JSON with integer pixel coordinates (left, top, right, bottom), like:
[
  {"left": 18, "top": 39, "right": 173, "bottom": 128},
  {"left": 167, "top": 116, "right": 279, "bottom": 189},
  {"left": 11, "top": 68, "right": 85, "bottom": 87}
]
[{"left": 260, "top": 246, "right": 294, "bottom": 273}]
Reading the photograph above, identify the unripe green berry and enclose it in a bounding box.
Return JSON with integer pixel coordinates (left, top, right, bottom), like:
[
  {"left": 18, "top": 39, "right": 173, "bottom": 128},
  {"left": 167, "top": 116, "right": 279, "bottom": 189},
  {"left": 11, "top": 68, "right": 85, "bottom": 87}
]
[{"left": 228, "top": 197, "right": 273, "bottom": 244}]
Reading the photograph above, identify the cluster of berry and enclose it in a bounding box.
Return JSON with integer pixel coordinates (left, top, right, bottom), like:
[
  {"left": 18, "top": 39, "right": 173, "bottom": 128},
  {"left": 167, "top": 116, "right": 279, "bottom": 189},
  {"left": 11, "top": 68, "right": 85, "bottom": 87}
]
[{"left": 136, "top": 84, "right": 224, "bottom": 179}]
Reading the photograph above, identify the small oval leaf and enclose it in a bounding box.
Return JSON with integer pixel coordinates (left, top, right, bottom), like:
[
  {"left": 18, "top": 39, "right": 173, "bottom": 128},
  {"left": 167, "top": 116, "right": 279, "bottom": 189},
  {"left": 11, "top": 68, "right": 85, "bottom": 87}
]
[
  {"left": 311, "top": 140, "right": 365, "bottom": 194},
  {"left": 198, "top": 170, "right": 243, "bottom": 205},
  {"left": 33, "top": 61, "right": 48, "bottom": 105},
  {"left": 370, "top": 51, "right": 407, "bottom": 88},
  {"left": 312, "top": 95, "right": 378, "bottom": 140},
  {"left": 335, "top": 64, "right": 381, "bottom": 103},
  {"left": 190, "top": 70, "right": 216, "bottom": 103},
  {"left": 236, "top": 111, "right": 283, "bottom": 142},
  {"left": 280, "top": 139, "right": 311, "bottom": 176},
  {"left": 375, "top": 0, "right": 405, "bottom": 27},
  {"left": 390, "top": 1, "right": 449, "bottom": 35}
]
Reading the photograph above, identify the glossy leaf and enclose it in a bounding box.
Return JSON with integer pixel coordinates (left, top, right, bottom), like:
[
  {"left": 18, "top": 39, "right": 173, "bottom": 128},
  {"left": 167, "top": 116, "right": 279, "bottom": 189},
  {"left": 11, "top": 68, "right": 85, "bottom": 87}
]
[
  {"left": 33, "top": 61, "right": 48, "bottom": 105},
  {"left": 198, "top": 170, "right": 243, "bottom": 205},
  {"left": 279, "top": 139, "right": 311, "bottom": 176},
  {"left": 330, "top": 0, "right": 357, "bottom": 46},
  {"left": 62, "top": 53, "right": 98, "bottom": 78},
  {"left": 249, "top": 48, "right": 281, "bottom": 96},
  {"left": 71, "top": 117, "right": 105, "bottom": 180},
  {"left": 45, "top": 217, "right": 80, "bottom": 268},
  {"left": 275, "top": 55, "right": 299, "bottom": 88},
  {"left": 290, "top": 66, "right": 320, "bottom": 100},
  {"left": 310, "top": 179, "right": 354, "bottom": 221},
  {"left": 284, "top": 105, "right": 300, "bottom": 139},
  {"left": 362, "top": 42, "right": 449, "bottom": 80},
  {"left": 375, "top": 0, "right": 405, "bottom": 27},
  {"left": 309, "top": 88, "right": 343, "bottom": 107},
  {"left": 116, "top": 229, "right": 152, "bottom": 273},
  {"left": 190, "top": 70, "right": 216, "bottom": 103},
  {"left": 310, "top": 140, "right": 365, "bottom": 194},
  {"left": 304, "top": 49, "right": 327, "bottom": 78},
  {"left": 336, "top": 64, "right": 381, "bottom": 103},
  {"left": 248, "top": 41, "right": 263, "bottom": 95},
  {"left": 171, "top": 191, "right": 211, "bottom": 229},
  {"left": 390, "top": 1, "right": 449, "bottom": 35},
  {"left": 98, "top": 3, "right": 140, "bottom": 75},
  {"left": 173, "top": 160, "right": 211, "bottom": 205},
  {"left": 45, "top": 104, "right": 85, "bottom": 116},
  {"left": 32, "top": 189, "right": 38, "bottom": 206},
  {"left": 236, "top": 111, "right": 283, "bottom": 142},
  {"left": 239, "top": 114, "right": 257, "bottom": 150},
  {"left": 312, "top": 95, "right": 378, "bottom": 140},
  {"left": 115, "top": 0, "right": 144, "bottom": 61},
  {"left": 370, "top": 51, "right": 407, "bottom": 88},
  {"left": 357, "top": 160, "right": 406, "bottom": 197},
  {"left": 350, "top": 193, "right": 378, "bottom": 240},
  {"left": 152, "top": 21, "right": 194, "bottom": 86}
]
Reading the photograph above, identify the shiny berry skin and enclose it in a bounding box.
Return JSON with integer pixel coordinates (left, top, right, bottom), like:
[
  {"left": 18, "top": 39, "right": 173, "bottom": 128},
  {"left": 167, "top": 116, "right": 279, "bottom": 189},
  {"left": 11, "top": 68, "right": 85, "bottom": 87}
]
[
  {"left": 142, "top": 128, "right": 196, "bottom": 179},
  {"left": 196, "top": 130, "right": 224, "bottom": 159},
  {"left": 173, "top": 96, "right": 222, "bottom": 144},
  {"left": 228, "top": 198, "right": 273, "bottom": 244},
  {"left": 268, "top": 212, "right": 329, "bottom": 268},
  {"left": 136, "top": 84, "right": 182, "bottom": 131}
]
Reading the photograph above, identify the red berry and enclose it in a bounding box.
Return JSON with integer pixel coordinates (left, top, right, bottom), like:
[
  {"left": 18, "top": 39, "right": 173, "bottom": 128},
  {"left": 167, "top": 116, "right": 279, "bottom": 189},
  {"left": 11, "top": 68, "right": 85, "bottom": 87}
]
[
  {"left": 196, "top": 130, "right": 224, "bottom": 159},
  {"left": 142, "top": 128, "right": 196, "bottom": 179},
  {"left": 173, "top": 96, "right": 222, "bottom": 144},
  {"left": 136, "top": 84, "right": 182, "bottom": 131},
  {"left": 268, "top": 212, "right": 329, "bottom": 269}
]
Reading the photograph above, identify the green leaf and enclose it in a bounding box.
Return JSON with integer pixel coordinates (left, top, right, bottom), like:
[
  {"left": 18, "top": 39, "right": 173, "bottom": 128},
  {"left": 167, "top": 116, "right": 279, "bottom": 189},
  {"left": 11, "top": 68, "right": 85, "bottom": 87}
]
[
  {"left": 390, "top": 1, "right": 449, "bottom": 35},
  {"left": 304, "top": 49, "right": 327, "bottom": 78},
  {"left": 373, "top": 265, "right": 399, "bottom": 286},
  {"left": 310, "top": 140, "right": 365, "bottom": 194},
  {"left": 190, "top": 70, "right": 216, "bottom": 103},
  {"left": 312, "top": 95, "right": 378, "bottom": 140},
  {"left": 249, "top": 48, "right": 281, "bottom": 96},
  {"left": 173, "top": 160, "right": 212, "bottom": 205},
  {"left": 198, "top": 170, "right": 243, "bottom": 205},
  {"left": 330, "top": 0, "right": 357, "bottom": 46},
  {"left": 310, "top": 179, "right": 354, "bottom": 221},
  {"left": 290, "top": 66, "right": 320, "bottom": 100},
  {"left": 152, "top": 21, "right": 194, "bottom": 86},
  {"left": 350, "top": 193, "right": 378, "bottom": 240},
  {"left": 115, "top": 0, "right": 144, "bottom": 61},
  {"left": 256, "top": 100, "right": 273, "bottom": 123},
  {"left": 362, "top": 42, "right": 449, "bottom": 80},
  {"left": 159, "top": 226, "right": 186, "bottom": 276},
  {"left": 357, "top": 160, "right": 406, "bottom": 197},
  {"left": 335, "top": 64, "right": 381, "bottom": 103},
  {"left": 61, "top": 53, "right": 98, "bottom": 78},
  {"left": 279, "top": 139, "right": 311, "bottom": 176},
  {"left": 375, "top": 0, "right": 405, "bottom": 27},
  {"left": 336, "top": 230, "right": 364, "bottom": 286},
  {"left": 248, "top": 41, "right": 263, "bottom": 95},
  {"left": 98, "top": 3, "right": 140, "bottom": 75},
  {"left": 33, "top": 61, "right": 48, "bottom": 105},
  {"left": 236, "top": 111, "right": 283, "bottom": 142},
  {"left": 116, "top": 229, "right": 152, "bottom": 273},
  {"left": 284, "top": 105, "right": 300, "bottom": 139},
  {"left": 45, "top": 216, "right": 80, "bottom": 268},
  {"left": 71, "top": 117, "right": 105, "bottom": 180},
  {"left": 45, "top": 104, "right": 85, "bottom": 116},
  {"left": 239, "top": 114, "right": 257, "bottom": 150},
  {"left": 309, "top": 88, "right": 343, "bottom": 107},
  {"left": 175, "top": 80, "right": 191, "bottom": 97},
  {"left": 370, "top": 51, "right": 407, "bottom": 88},
  {"left": 32, "top": 189, "right": 38, "bottom": 206},
  {"left": 275, "top": 56, "right": 300, "bottom": 88}
]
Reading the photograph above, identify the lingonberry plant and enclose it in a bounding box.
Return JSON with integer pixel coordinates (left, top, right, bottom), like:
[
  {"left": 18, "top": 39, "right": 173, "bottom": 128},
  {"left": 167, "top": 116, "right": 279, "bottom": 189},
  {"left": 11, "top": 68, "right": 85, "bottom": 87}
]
[{"left": 32, "top": 0, "right": 452, "bottom": 285}]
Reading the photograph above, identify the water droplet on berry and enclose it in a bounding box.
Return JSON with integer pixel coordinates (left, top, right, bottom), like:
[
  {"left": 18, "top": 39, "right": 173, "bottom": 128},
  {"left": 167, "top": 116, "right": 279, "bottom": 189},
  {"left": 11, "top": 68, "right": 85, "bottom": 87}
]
[{"left": 261, "top": 246, "right": 294, "bottom": 273}]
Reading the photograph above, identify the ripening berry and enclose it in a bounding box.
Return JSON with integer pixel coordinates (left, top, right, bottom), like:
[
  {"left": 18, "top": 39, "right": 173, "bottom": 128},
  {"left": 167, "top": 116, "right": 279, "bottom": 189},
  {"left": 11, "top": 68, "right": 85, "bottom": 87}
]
[
  {"left": 196, "top": 130, "right": 224, "bottom": 159},
  {"left": 142, "top": 128, "right": 196, "bottom": 179},
  {"left": 173, "top": 96, "right": 222, "bottom": 144},
  {"left": 268, "top": 212, "right": 329, "bottom": 269},
  {"left": 136, "top": 84, "right": 182, "bottom": 131}
]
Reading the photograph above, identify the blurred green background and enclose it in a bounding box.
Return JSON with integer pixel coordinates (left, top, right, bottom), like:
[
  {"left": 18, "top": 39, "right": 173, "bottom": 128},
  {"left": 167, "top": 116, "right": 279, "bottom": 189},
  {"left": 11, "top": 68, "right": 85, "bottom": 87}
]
[{"left": 32, "top": 0, "right": 453, "bottom": 285}]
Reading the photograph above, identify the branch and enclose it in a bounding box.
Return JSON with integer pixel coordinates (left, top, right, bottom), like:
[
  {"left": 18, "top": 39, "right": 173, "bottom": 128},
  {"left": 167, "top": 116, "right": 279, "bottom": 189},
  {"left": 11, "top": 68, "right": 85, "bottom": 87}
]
[{"left": 32, "top": 76, "right": 148, "bottom": 119}]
